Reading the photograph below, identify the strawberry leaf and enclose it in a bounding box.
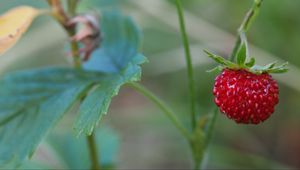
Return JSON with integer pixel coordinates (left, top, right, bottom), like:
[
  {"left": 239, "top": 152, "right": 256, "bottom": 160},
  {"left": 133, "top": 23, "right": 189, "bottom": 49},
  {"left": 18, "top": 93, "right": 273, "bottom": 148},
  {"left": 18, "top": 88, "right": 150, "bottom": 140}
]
[
  {"left": 236, "top": 42, "right": 247, "bottom": 66},
  {"left": 74, "top": 54, "right": 146, "bottom": 135},
  {"left": 83, "top": 11, "right": 143, "bottom": 73},
  {"left": 0, "top": 68, "right": 97, "bottom": 168},
  {"left": 0, "top": 11, "right": 146, "bottom": 167},
  {"left": 262, "top": 61, "right": 278, "bottom": 70},
  {"left": 267, "top": 68, "right": 289, "bottom": 73},
  {"left": 77, "top": 11, "right": 146, "bottom": 135},
  {"left": 245, "top": 57, "right": 256, "bottom": 67},
  {"left": 204, "top": 50, "right": 238, "bottom": 68}
]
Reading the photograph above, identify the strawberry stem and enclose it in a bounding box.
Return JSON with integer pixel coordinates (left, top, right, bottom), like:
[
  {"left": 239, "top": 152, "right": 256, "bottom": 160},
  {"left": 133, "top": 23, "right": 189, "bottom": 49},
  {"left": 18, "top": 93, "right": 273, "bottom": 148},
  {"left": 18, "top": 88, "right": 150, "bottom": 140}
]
[
  {"left": 230, "top": 0, "right": 263, "bottom": 61},
  {"left": 175, "top": 0, "right": 197, "bottom": 131},
  {"left": 87, "top": 133, "right": 101, "bottom": 170}
]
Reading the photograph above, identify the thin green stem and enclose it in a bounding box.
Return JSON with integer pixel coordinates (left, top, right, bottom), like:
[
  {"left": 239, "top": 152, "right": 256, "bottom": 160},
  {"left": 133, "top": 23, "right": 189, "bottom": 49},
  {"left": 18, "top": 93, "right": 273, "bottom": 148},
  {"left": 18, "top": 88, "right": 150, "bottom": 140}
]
[
  {"left": 174, "top": 0, "right": 197, "bottom": 130},
  {"left": 230, "top": 0, "right": 263, "bottom": 61},
  {"left": 67, "top": 0, "right": 81, "bottom": 68},
  {"left": 47, "top": 0, "right": 81, "bottom": 68},
  {"left": 67, "top": 0, "right": 79, "bottom": 16},
  {"left": 87, "top": 133, "right": 101, "bottom": 170},
  {"left": 68, "top": 30, "right": 82, "bottom": 68},
  {"left": 128, "top": 82, "right": 191, "bottom": 140}
]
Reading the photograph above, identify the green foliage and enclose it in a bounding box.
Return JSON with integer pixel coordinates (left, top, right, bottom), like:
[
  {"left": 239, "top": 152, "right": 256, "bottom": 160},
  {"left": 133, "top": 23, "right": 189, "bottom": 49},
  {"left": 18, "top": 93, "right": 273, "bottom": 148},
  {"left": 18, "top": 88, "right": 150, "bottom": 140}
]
[
  {"left": 0, "top": 68, "right": 95, "bottom": 167},
  {"left": 77, "top": 11, "right": 146, "bottom": 135},
  {"left": 74, "top": 54, "right": 146, "bottom": 136},
  {"left": 83, "top": 11, "right": 143, "bottom": 73},
  {"left": 245, "top": 57, "right": 255, "bottom": 67},
  {"left": 203, "top": 50, "right": 238, "bottom": 68},
  {"left": 204, "top": 49, "right": 288, "bottom": 74},
  {"left": 236, "top": 43, "right": 247, "bottom": 66},
  {"left": 0, "top": 11, "right": 146, "bottom": 167}
]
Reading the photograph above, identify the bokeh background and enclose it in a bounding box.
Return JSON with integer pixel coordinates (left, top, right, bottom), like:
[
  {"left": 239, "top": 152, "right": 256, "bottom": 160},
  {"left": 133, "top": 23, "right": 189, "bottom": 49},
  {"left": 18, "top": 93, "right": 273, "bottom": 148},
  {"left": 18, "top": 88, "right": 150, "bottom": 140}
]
[{"left": 0, "top": 0, "right": 299, "bottom": 169}]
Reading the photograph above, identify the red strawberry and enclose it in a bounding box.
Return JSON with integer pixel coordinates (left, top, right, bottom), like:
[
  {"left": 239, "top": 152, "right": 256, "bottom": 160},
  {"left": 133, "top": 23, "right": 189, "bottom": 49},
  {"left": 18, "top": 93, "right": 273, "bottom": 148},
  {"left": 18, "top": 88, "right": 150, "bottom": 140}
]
[{"left": 213, "top": 69, "right": 279, "bottom": 124}]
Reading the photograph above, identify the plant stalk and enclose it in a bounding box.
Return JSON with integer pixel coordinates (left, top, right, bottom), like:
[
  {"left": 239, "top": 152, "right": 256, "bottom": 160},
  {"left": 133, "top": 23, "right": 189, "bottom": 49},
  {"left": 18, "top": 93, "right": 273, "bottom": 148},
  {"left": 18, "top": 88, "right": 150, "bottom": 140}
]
[
  {"left": 230, "top": 0, "right": 263, "bottom": 61},
  {"left": 87, "top": 133, "right": 101, "bottom": 170},
  {"left": 67, "top": 0, "right": 79, "bottom": 16},
  {"left": 174, "top": 0, "right": 197, "bottom": 130},
  {"left": 47, "top": 0, "right": 81, "bottom": 68},
  {"left": 67, "top": 30, "right": 82, "bottom": 68},
  {"left": 66, "top": 0, "right": 81, "bottom": 68},
  {"left": 129, "top": 82, "right": 191, "bottom": 140}
]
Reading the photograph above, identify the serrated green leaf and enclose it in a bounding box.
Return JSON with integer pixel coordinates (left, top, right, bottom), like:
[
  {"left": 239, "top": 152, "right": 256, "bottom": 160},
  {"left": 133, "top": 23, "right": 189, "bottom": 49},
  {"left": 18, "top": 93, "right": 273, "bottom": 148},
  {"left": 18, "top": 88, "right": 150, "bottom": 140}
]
[
  {"left": 0, "top": 67, "right": 112, "bottom": 167},
  {"left": 83, "top": 11, "right": 142, "bottom": 73},
  {"left": 245, "top": 57, "right": 256, "bottom": 67},
  {"left": 75, "top": 84, "right": 118, "bottom": 135},
  {"left": 0, "top": 77, "right": 93, "bottom": 168},
  {"left": 75, "top": 54, "right": 146, "bottom": 135},
  {"left": 0, "top": 62, "right": 146, "bottom": 166},
  {"left": 236, "top": 43, "right": 247, "bottom": 66},
  {"left": 0, "top": 10, "right": 147, "bottom": 168},
  {"left": 75, "top": 11, "right": 146, "bottom": 135}
]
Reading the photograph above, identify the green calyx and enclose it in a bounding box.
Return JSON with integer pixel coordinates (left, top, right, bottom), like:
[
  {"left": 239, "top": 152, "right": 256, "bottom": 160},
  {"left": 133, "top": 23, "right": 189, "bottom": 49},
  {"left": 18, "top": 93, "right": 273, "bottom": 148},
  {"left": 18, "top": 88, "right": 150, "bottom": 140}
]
[
  {"left": 204, "top": 46, "right": 288, "bottom": 75},
  {"left": 204, "top": 32, "right": 288, "bottom": 74}
]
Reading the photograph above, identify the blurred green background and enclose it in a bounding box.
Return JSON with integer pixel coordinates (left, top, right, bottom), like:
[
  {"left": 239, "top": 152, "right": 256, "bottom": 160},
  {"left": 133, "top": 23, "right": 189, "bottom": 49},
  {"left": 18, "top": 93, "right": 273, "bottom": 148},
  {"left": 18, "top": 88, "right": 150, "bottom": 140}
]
[{"left": 0, "top": 0, "right": 299, "bottom": 169}]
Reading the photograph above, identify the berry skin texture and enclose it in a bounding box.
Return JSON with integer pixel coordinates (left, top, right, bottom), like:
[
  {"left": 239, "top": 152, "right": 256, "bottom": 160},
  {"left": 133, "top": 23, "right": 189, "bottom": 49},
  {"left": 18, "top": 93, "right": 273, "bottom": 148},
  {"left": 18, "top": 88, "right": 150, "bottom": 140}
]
[{"left": 213, "top": 69, "right": 279, "bottom": 124}]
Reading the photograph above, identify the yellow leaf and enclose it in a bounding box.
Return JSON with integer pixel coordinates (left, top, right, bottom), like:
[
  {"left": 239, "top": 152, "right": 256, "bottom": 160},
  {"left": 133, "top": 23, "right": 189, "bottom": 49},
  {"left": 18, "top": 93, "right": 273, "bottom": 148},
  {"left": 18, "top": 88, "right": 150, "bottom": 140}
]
[{"left": 0, "top": 6, "right": 40, "bottom": 55}]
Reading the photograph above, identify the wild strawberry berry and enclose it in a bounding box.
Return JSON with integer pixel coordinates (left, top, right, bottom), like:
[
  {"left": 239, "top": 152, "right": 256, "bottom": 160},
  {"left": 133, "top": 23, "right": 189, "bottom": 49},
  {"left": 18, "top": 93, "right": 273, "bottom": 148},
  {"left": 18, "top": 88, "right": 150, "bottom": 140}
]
[{"left": 213, "top": 69, "right": 279, "bottom": 124}]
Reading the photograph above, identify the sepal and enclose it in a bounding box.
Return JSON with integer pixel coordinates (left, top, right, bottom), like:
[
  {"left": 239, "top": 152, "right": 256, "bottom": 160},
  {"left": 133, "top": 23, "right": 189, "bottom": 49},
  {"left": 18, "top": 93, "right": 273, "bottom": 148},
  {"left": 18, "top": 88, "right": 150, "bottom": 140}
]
[{"left": 204, "top": 49, "right": 288, "bottom": 75}]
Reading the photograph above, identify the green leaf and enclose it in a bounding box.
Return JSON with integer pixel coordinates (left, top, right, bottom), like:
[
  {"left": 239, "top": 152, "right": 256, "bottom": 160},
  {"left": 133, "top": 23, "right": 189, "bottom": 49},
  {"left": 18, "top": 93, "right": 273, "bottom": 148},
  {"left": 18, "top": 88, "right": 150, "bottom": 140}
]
[
  {"left": 83, "top": 11, "right": 142, "bottom": 73},
  {"left": 0, "top": 68, "right": 97, "bottom": 167},
  {"left": 48, "top": 126, "right": 120, "bottom": 169},
  {"left": 260, "top": 61, "right": 278, "bottom": 70},
  {"left": 236, "top": 43, "right": 247, "bottom": 66},
  {"left": 267, "top": 68, "right": 289, "bottom": 73},
  {"left": 75, "top": 54, "right": 146, "bottom": 135},
  {"left": 245, "top": 57, "right": 256, "bottom": 67},
  {"left": 0, "top": 10, "right": 147, "bottom": 167},
  {"left": 0, "top": 62, "right": 146, "bottom": 166},
  {"left": 76, "top": 11, "right": 147, "bottom": 135},
  {"left": 203, "top": 50, "right": 238, "bottom": 68},
  {"left": 251, "top": 62, "right": 288, "bottom": 74}
]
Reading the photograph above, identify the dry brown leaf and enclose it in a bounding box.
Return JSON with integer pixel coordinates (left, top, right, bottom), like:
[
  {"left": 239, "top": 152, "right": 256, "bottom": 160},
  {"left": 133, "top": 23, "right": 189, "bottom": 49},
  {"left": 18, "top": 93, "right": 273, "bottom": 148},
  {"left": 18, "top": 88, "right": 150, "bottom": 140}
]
[{"left": 0, "top": 6, "right": 40, "bottom": 55}]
